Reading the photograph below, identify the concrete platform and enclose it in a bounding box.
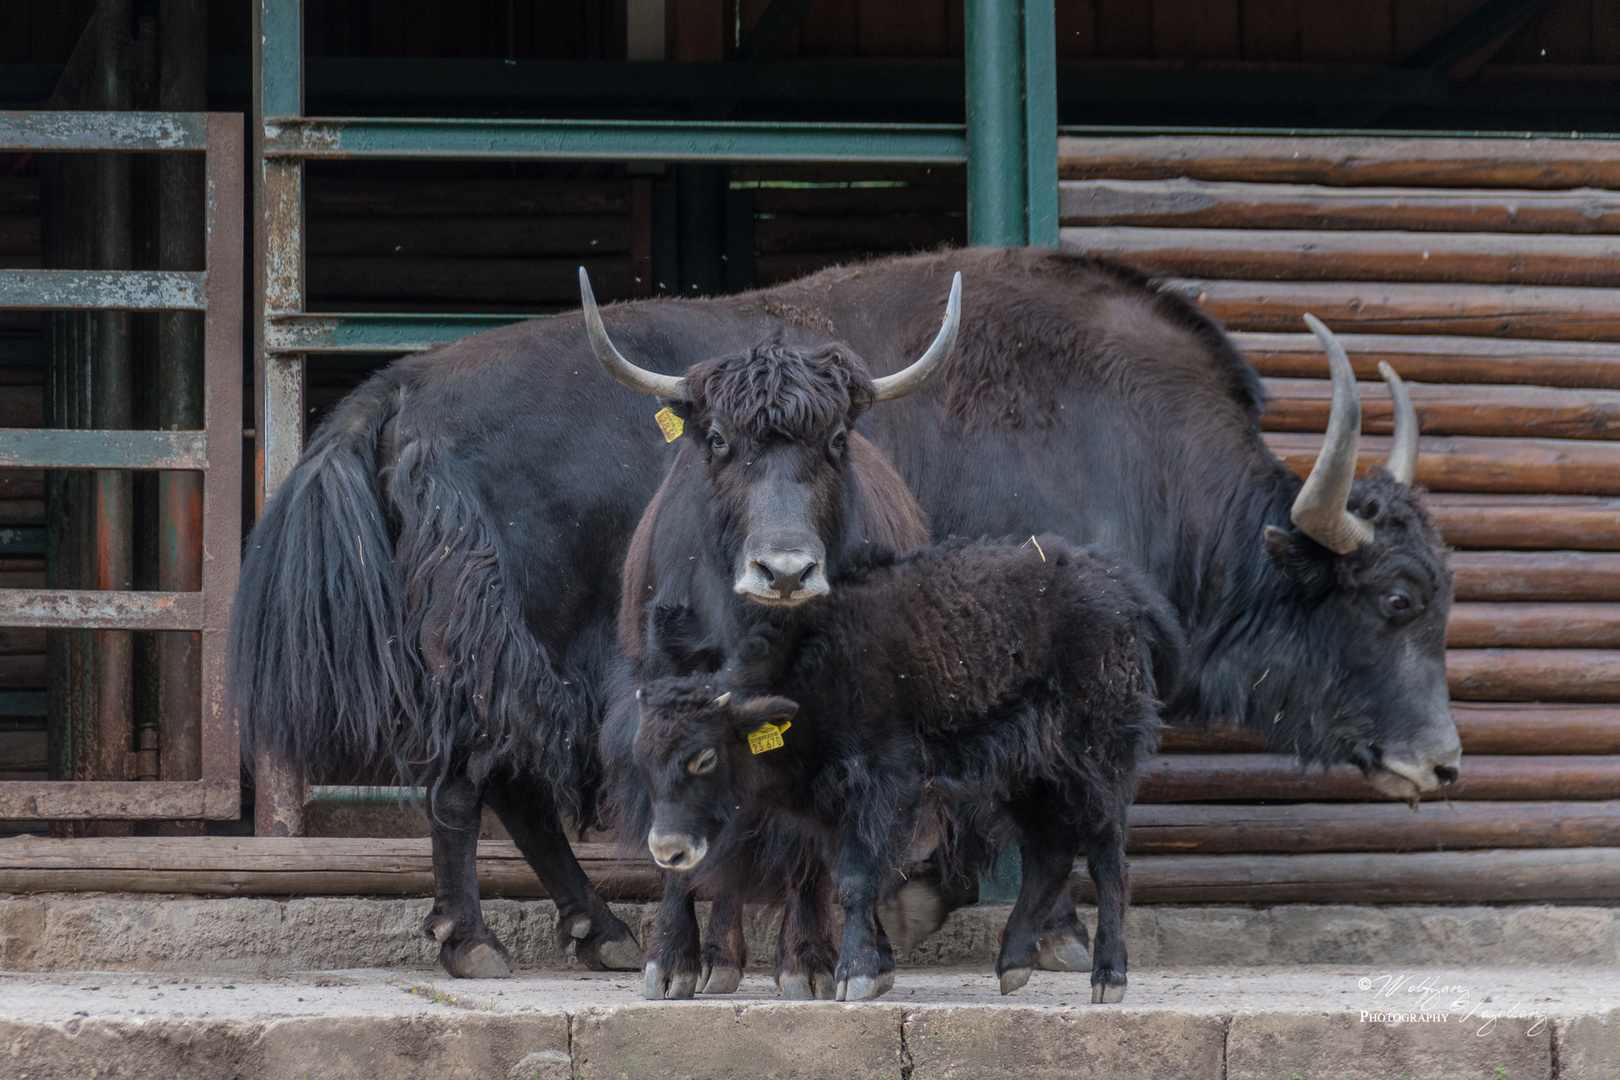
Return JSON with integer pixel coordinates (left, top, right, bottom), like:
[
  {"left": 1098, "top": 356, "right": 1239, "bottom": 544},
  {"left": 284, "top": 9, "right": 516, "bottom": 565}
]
[{"left": 3, "top": 965, "right": 1619, "bottom": 1079}]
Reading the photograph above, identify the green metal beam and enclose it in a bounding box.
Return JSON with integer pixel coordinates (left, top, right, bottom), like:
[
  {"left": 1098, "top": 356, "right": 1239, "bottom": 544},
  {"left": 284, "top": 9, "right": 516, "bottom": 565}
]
[
  {"left": 0, "top": 110, "right": 208, "bottom": 151},
  {"left": 1023, "top": 0, "right": 1060, "bottom": 249},
  {"left": 0, "top": 270, "right": 206, "bottom": 310},
  {"left": 267, "top": 312, "right": 533, "bottom": 354},
  {"left": 260, "top": 116, "right": 966, "bottom": 164},
  {"left": 0, "top": 430, "right": 207, "bottom": 470},
  {"left": 965, "top": 0, "right": 1027, "bottom": 246}
]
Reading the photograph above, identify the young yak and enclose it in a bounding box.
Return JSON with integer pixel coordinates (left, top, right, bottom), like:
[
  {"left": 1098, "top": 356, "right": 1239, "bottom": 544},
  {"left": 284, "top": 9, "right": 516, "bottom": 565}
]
[{"left": 633, "top": 537, "right": 1181, "bottom": 1002}]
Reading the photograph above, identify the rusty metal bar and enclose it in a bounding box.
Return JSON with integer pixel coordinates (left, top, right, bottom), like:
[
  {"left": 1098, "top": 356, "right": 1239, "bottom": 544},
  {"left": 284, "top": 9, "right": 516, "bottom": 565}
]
[
  {"left": 0, "top": 269, "right": 206, "bottom": 310},
  {"left": 0, "top": 779, "right": 238, "bottom": 820},
  {"left": 0, "top": 429, "right": 206, "bottom": 469},
  {"left": 0, "top": 590, "right": 203, "bottom": 631},
  {"left": 0, "top": 110, "right": 209, "bottom": 152}
]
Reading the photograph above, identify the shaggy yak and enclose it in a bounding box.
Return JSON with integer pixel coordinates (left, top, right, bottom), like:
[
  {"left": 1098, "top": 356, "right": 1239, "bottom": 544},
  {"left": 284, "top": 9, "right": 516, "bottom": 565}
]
[
  {"left": 632, "top": 538, "right": 1181, "bottom": 1002},
  {"left": 230, "top": 247, "right": 1456, "bottom": 981}
]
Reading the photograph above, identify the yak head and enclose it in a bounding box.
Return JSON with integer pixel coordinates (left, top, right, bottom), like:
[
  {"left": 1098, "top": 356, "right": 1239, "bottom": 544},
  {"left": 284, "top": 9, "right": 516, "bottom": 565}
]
[
  {"left": 583, "top": 268, "right": 956, "bottom": 613},
  {"left": 1246, "top": 315, "right": 1459, "bottom": 802},
  {"left": 631, "top": 676, "right": 797, "bottom": 872}
]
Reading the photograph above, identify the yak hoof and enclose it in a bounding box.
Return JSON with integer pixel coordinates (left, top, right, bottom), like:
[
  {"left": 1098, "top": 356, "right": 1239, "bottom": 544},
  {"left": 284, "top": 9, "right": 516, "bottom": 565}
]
[
  {"left": 1091, "top": 982, "right": 1126, "bottom": 1004},
  {"left": 1034, "top": 934, "right": 1091, "bottom": 972},
  {"left": 448, "top": 941, "right": 512, "bottom": 980},
  {"left": 700, "top": 963, "right": 742, "bottom": 994},
  {"left": 427, "top": 916, "right": 456, "bottom": 944},
  {"left": 875, "top": 970, "right": 896, "bottom": 997},
  {"left": 999, "top": 967, "right": 1032, "bottom": 996},
  {"left": 837, "top": 975, "right": 887, "bottom": 1002},
  {"left": 778, "top": 972, "right": 814, "bottom": 1000},
  {"left": 876, "top": 881, "right": 946, "bottom": 956},
  {"left": 568, "top": 916, "right": 592, "bottom": 939},
  {"left": 644, "top": 960, "right": 697, "bottom": 1000},
  {"left": 589, "top": 934, "right": 646, "bottom": 972},
  {"left": 813, "top": 970, "right": 838, "bottom": 1000}
]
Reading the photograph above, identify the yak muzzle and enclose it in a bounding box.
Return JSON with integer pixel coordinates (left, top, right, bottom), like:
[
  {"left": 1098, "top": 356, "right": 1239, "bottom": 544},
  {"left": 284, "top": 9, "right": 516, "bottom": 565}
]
[
  {"left": 735, "top": 546, "right": 829, "bottom": 606},
  {"left": 648, "top": 829, "right": 710, "bottom": 872},
  {"left": 1367, "top": 726, "right": 1464, "bottom": 800}
]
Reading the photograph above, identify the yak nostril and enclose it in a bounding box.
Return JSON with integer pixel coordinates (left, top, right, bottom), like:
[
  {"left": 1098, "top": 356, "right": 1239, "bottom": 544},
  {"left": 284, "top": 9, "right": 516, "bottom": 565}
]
[
  {"left": 756, "top": 556, "right": 815, "bottom": 593},
  {"left": 1434, "top": 764, "right": 1459, "bottom": 787},
  {"left": 664, "top": 849, "right": 687, "bottom": 867}
]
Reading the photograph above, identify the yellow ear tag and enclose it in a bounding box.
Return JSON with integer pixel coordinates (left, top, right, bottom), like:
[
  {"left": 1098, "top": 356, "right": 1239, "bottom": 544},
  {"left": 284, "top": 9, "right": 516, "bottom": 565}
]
[
  {"left": 654, "top": 406, "right": 685, "bottom": 443},
  {"left": 747, "top": 720, "right": 791, "bottom": 755}
]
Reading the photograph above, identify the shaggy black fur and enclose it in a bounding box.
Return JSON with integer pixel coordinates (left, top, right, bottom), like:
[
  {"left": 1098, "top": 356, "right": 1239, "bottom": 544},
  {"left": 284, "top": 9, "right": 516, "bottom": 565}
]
[{"left": 634, "top": 538, "right": 1180, "bottom": 1001}]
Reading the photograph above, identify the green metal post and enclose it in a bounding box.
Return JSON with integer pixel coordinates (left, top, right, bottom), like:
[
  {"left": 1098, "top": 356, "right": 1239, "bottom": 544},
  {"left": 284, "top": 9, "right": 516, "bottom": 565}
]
[
  {"left": 965, "top": 0, "right": 1027, "bottom": 247},
  {"left": 1022, "top": 0, "right": 1060, "bottom": 248}
]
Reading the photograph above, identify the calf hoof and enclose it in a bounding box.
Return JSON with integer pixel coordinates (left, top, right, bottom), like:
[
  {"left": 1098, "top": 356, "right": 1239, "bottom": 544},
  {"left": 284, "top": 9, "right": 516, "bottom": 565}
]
[
  {"left": 999, "top": 967, "right": 1032, "bottom": 996},
  {"left": 1091, "top": 981, "right": 1127, "bottom": 1004},
  {"left": 644, "top": 960, "right": 698, "bottom": 1000},
  {"left": 699, "top": 962, "right": 742, "bottom": 994},
  {"left": 571, "top": 918, "right": 644, "bottom": 972},
  {"left": 442, "top": 939, "right": 512, "bottom": 980},
  {"left": 876, "top": 881, "right": 946, "bottom": 956},
  {"left": 1034, "top": 931, "right": 1091, "bottom": 972}
]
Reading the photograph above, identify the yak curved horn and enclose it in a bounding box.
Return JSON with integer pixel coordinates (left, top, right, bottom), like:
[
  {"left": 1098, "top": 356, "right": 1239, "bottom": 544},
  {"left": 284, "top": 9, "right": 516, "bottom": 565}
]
[
  {"left": 713, "top": 692, "right": 731, "bottom": 708},
  {"left": 579, "top": 267, "right": 689, "bottom": 400},
  {"left": 1291, "top": 314, "right": 1374, "bottom": 555},
  {"left": 872, "top": 272, "right": 963, "bottom": 402},
  {"left": 1379, "top": 360, "right": 1418, "bottom": 486}
]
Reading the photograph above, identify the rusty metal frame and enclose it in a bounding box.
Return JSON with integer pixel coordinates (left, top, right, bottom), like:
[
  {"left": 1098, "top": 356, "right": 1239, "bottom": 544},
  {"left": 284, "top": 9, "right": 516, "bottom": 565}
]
[{"left": 0, "top": 110, "right": 243, "bottom": 821}]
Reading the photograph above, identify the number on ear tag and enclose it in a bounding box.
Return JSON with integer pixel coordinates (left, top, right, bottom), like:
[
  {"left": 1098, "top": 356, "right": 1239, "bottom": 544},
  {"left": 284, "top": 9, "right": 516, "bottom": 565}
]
[
  {"left": 654, "top": 406, "right": 685, "bottom": 442},
  {"left": 748, "top": 720, "right": 791, "bottom": 755}
]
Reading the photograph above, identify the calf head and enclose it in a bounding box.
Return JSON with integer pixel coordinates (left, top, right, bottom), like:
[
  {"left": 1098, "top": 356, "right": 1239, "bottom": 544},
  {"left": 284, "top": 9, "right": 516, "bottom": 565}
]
[
  {"left": 632, "top": 677, "right": 797, "bottom": 872},
  {"left": 582, "top": 268, "right": 957, "bottom": 614}
]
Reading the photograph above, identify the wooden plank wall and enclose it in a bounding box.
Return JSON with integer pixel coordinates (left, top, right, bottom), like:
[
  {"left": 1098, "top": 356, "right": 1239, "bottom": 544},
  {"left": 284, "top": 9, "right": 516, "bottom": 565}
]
[{"left": 1059, "top": 134, "right": 1620, "bottom": 889}]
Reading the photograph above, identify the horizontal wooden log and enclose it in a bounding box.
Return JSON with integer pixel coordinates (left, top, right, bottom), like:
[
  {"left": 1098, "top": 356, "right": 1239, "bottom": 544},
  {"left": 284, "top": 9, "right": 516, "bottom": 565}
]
[
  {"left": 0, "top": 652, "right": 44, "bottom": 686},
  {"left": 306, "top": 177, "right": 630, "bottom": 216},
  {"left": 754, "top": 215, "right": 965, "bottom": 253},
  {"left": 308, "top": 215, "right": 633, "bottom": 258},
  {"left": 1176, "top": 278, "right": 1620, "bottom": 341},
  {"left": 1056, "top": 135, "right": 1620, "bottom": 189},
  {"left": 307, "top": 256, "right": 632, "bottom": 305},
  {"left": 1425, "top": 495, "right": 1620, "bottom": 550},
  {"left": 1161, "top": 705, "right": 1620, "bottom": 756},
  {"left": 1136, "top": 754, "right": 1620, "bottom": 802},
  {"left": 0, "top": 780, "right": 238, "bottom": 820},
  {"left": 1236, "top": 332, "right": 1620, "bottom": 390},
  {"left": 1060, "top": 178, "right": 1620, "bottom": 234},
  {"left": 1126, "top": 801, "right": 1620, "bottom": 855},
  {"left": 1447, "top": 649, "right": 1620, "bottom": 702},
  {"left": 1099, "top": 848, "right": 1620, "bottom": 905},
  {"left": 751, "top": 185, "right": 965, "bottom": 216},
  {"left": 1262, "top": 379, "right": 1620, "bottom": 441},
  {"left": 1452, "top": 551, "right": 1620, "bottom": 601},
  {"left": 1447, "top": 603, "right": 1620, "bottom": 648},
  {"left": 0, "top": 836, "right": 655, "bottom": 899},
  {"left": 1267, "top": 432, "right": 1620, "bottom": 495},
  {"left": 1067, "top": 227, "right": 1620, "bottom": 288},
  {"left": 0, "top": 729, "right": 46, "bottom": 772}
]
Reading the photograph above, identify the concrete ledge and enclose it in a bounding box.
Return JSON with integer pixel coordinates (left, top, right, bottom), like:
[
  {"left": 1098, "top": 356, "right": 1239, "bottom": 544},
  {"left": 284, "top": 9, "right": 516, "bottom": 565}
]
[
  {"left": 1, "top": 967, "right": 1617, "bottom": 1080},
  {"left": 3, "top": 893, "right": 1620, "bottom": 973}
]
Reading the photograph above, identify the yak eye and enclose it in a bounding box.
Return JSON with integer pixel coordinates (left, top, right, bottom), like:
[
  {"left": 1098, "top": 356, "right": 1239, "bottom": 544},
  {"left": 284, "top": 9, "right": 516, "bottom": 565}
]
[
  {"left": 687, "top": 748, "right": 718, "bottom": 775},
  {"left": 1385, "top": 590, "right": 1413, "bottom": 618},
  {"left": 707, "top": 430, "right": 728, "bottom": 455},
  {"left": 829, "top": 428, "right": 848, "bottom": 453}
]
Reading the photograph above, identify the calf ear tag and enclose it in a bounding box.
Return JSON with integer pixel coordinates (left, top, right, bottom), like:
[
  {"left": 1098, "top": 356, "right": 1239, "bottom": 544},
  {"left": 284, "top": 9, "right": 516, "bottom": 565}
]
[
  {"left": 748, "top": 720, "right": 791, "bottom": 755},
  {"left": 654, "top": 406, "right": 685, "bottom": 443}
]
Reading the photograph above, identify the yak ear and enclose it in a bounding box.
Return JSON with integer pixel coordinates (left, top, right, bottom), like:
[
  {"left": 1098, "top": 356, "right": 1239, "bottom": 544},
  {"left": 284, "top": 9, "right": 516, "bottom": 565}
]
[
  {"left": 1263, "top": 524, "right": 1335, "bottom": 592},
  {"left": 731, "top": 694, "right": 799, "bottom": 731}
]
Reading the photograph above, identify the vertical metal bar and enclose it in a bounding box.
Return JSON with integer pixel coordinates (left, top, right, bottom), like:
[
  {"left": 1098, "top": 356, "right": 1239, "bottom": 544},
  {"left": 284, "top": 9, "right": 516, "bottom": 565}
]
[
  {"left": 201, "top": 113, "right": 244, "bottom": 806},
  {"left": 1022, "top": 0, "right": 1060, "bottom": 249},
  {"left": 156, "top": 0, "right": 208, "bottom": 805},
  {"left": 252, "top": 0, "right": 307, "bottom": 836},
  {"left": 965, "top": 0, "right": 1028, "bottom": 246}
]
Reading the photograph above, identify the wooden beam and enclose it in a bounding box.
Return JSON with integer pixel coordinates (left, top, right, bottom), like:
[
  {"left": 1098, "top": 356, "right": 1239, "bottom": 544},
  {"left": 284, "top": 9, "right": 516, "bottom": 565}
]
[
  {"left": 1448, "top": 604, "right": 1620, "bottom": 649},
  {"left": 1137, "top": 754, "right": 1620, "bottom": 802},
  {"left": 1267, "top": 432, "right": 1620, "bottom": 496},
  {"left": 1448, "top": 649, "right": 1620, "bottom": 703},
  {"left": 1397, "top": 0, "right": 1553, "bottom": 72},
  {"left": 1161, "top": 705, "right": 1620, "bottom": 756},
  {"left": 1261, "top": 379, "right": 1620, "bottom": 441},
  {"left": 1452, "top": 551, "right": 1620, "bottom": 602},
  {"left": 1422, "top": 495, "right": 1620, "bottom": 551},
  {"left": 1237, "top": 333, "right": 1620, "bottom": 391}
]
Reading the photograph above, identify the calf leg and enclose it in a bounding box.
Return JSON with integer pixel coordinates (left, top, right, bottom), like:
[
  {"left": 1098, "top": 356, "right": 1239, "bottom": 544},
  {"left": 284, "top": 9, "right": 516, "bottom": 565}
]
[
  {"left": 832, "top": 841, "right": 898, "bottom": 1001},
  {"left": 775, "top": 865, "right": 838, "bottom": 1000},
  {"left": 996, "top": 790, "right": 1087, "bottom": 995},
  {"left": 482, "top": 773, "right": 642, "bottom": 970},
  {"left": 1082, "top": 813, "right": 1130, "bottom": 1004},
  {"left": 423, "top": 768, "right": 510, "bottom": 978},
  {"left": 1035, "top": 891, "right": 1093, "bottom": 972},
  {"left": 643, "top": 873, "right": 703, "bottom": 999},
  {"left": 699, "top": 887, "right": 747, "bottom": 994}
]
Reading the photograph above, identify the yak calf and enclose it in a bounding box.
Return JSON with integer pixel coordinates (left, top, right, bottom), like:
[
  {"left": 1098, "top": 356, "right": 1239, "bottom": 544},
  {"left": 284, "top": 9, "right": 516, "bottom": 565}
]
[{"left": 633, "top": 537, "right": 1181, "bottom": 1001}]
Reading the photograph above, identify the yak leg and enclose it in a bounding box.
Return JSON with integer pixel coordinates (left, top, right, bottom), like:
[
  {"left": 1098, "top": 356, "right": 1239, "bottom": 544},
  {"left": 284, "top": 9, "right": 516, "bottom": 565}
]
[
  {"left": 1035, "top": 887, "right": 1093, "bottom": 972},
  {"left": 699, "top": 887, "right": 747, "bottom": 993},
  {"left": 423, "top": 768, "right": 510, "bottom": 978},
  {"left": 643, "top": 872, "right": 702, "bottom": 999},
  {"left": 996, "top": 791, "right": 1086, "bottom": 996},
  {"left": 1081, "top": 810, "right": 1130, "bottom": 1004},
  {"left": 832, "top": 840, "right": 898, "bottom": 1001},
  {"left": 483, "top": 772, "right": 642, "bottom": 971},
  {"left": 775, "top": 864, "right": 838, "bottom": 1000}
]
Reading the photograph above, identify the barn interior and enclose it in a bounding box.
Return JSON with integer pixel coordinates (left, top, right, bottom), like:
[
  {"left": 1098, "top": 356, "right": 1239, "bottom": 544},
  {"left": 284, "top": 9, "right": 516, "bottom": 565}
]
[{"left": 0, "top": 0, "right": 1617, "bottom": 910}]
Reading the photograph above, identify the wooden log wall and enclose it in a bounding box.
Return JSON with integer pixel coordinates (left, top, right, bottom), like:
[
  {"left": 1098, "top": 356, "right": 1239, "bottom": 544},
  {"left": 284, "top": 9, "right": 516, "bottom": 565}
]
[{"left": 1058, "top": 131, "right": 1620, "bottom": 900}]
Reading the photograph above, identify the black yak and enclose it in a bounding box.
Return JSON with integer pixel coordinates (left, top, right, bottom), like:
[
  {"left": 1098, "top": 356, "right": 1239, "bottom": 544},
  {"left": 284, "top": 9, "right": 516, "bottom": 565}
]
[
  {"left": 230, "top": 247, "right": 1455, "bottom": 980},
  {"left": 633, "top": 538, "right": 1180, "bottom": 1001}
]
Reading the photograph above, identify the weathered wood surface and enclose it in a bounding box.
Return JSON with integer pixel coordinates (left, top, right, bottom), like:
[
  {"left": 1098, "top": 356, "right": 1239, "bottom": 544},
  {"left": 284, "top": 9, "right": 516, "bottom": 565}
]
[
  {"left": 1447, "top": 604, "right": 1620, "bottom": 648},
  {"left": 1126, "top": 801, "right": 1620, "bottom": 855},
  {"left": 1057, "top": 135, "right": 1620, "bottom": 189},
  {"left": 308, "top": 255, "right": 632, "bottom": 305},
  {"left": 1425, "top": 495, "right": 1620, "bottom": 550},
  {"left": 1262, "top": 379, "right": 1620, "bottom": 440},
  {"left": 306, "top": 177, "right": 631, "bottom": 216},
  {"left": 756, "top": 215, "right": 965, "bottom": 253},
  {"left": 1136, "top": 754, "right": 1620, "bottom": 802},
  {"left": 0, "top": 780, "right": 238, "bottom": 820},
  {"left": 1060, "top": 179, "right": 1620, "bottom": 234},
  {"left": 1452, "top": 551, "right": 1620, "bottom": 601},
  {"left": 1447, "top": 649, "right": 1620, "bottom": 702},
  {"left": 310, "top": 216, "right": 633, "bottom": 257},
  {"left": 1177, "top": 278, "right": 1620, "bottom": 340},
  {"left": 1161, "top": 705, "right": 1620, "bottom": 756},
  {"left": 1267, "top": 432, "right": 1620, "bottom": 495},
  {"left": 1067, "top": 227, "right": 1620, "bottom": 288},
  {"left": 1236, "top": 332, "right": 1620, "bottom": 390}
]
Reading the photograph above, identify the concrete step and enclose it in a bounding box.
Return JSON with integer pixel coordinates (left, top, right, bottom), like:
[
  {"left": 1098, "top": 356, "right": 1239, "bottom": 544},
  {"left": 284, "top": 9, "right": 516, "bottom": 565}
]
[
  {"left": 3, "top": 965, "right": 1618, "bottom": 1080},
  {"left": 3, "top": 894, "right": 1620, "bottom": 973}
]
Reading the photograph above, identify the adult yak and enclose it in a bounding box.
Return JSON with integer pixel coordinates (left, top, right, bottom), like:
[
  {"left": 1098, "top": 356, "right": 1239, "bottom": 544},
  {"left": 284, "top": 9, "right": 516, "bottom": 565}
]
[{"left": 231, "top": 247, "right": 1458, "bottom": 979}]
